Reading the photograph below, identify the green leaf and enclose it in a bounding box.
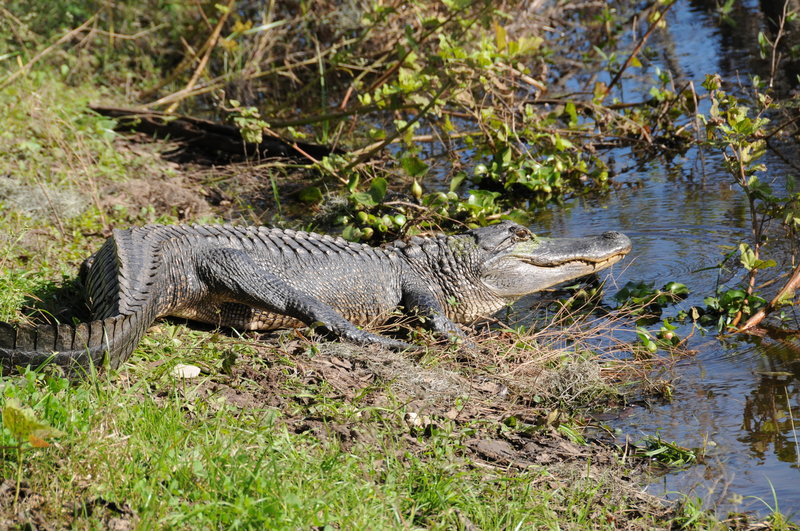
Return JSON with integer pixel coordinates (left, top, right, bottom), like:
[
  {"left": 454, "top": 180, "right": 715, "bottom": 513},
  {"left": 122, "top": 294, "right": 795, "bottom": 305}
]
[
  {"left": 369, "top": 177, "right": 388, "bottom": 204},
  {"left": 553, "top": 136, "right": 574, "bottom": 151},
  {"left": 442, "top": 114, "right": 455, "bottom": 133},
  {"left": 514, "top": 36, "right": 543, "bottom": 56},
  {"left": 298, "top": 186, "right": 323, "bottom": 204},
  {"left": 400, "top": 155, "right": 429, "bottom": 178},
  {"left": 557, "top": 424, "right": 586, "bottom": 445},
  {"left": 719, "top": 289, "right": 746, "bottom": 306},
  {"left": 442, "top": 0, "right": 472, "bottom": 9},
  {"left": 341, "top": 225, "right": 362, "bottom": 242},
  {"left": 494, "top": 22, "right": 507, "bottom": 51},
  {"left": 738, "top": 243, "right": 756, "bottom": 270},
  {"left": 2, "top": 399, "right": 63, "bottom": 444},
  {"left": 466, "top": 189, "right": 501, "bottom": 208},
  {"left": 757, "top": 31, "right": 770, "bottom": 59},
  {"left": 565, "top": 102, "right": 578, "bottom": 127},
  {"left": 752, "top": 258, "right": 777, "bottom": 269},
  {"left": 703, "top": 296, "right": 720, "bottom": 311},
  {"left": 662, "top": 282, "right": 689, "bottom": 297},
  {"left": 449, "top": 172, "right": 465, "bottom": 192},
  {"left": 346, "top": 173, "right": 360, "bottom": 194},
  {"left": 351, "top": 192, "right": 376, "bottom": 207},
  {"left": 501, "top": 147, "right": 512, "bottom": 165}
]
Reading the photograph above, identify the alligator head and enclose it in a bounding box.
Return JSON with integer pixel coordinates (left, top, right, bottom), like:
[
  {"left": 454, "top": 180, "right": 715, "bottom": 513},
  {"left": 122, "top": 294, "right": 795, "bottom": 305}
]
[
  {"left": 476, "top": 221, "right": 632, "bottom": 298},
  {"left": 399, "top": 221, "right": 632, "bottom": 323}
]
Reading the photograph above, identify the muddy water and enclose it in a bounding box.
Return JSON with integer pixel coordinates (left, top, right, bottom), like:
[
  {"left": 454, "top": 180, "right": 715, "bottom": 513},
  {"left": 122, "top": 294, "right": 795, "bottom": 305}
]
[{"left": 530, "top": 0, "right": 800, "bottom": 518}]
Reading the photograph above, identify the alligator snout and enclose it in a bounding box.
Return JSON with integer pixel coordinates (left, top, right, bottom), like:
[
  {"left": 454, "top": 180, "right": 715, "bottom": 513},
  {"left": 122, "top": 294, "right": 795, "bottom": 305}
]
[{"left": 600, "top": 231, "right": 632, "bottom": 253}]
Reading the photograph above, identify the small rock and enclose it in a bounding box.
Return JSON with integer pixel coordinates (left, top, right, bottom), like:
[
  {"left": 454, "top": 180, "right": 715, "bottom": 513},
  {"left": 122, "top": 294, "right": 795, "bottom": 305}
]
[
  {"left": 172, "top": 364, "right": 201, "bottom": 378},
  {"left": 405, "top": 412, "right": 422, "bottom": 427}
]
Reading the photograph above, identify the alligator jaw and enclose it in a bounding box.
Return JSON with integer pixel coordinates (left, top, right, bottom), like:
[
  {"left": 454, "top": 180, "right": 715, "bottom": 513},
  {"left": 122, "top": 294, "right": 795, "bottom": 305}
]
[
  {"left": 481, "top": 231, "right": 632, "bottom": 298},
  {"left": 515, "top": 246, "right": 629, "bottom": 271}
]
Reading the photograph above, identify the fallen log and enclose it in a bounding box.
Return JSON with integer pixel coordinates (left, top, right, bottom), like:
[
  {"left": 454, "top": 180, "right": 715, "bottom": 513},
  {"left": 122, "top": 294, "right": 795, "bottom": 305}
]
[{"left": 90, "top": 105, "right": 341, "bottom": 163}]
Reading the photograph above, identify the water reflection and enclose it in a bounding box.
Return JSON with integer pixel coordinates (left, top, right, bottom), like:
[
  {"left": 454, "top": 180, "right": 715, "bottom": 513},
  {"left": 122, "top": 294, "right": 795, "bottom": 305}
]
[
  {"left": 683, "top": 0, "right": 800, "bottom": 91},
  {"left": 471, "top": 0, "right": 800, "bottom": 517},
  {"left": 530, "top": 0, "right": 800, "bottom": 514},
  {"left": 742, "top": 340, "right": 800, "bottom": 467}
]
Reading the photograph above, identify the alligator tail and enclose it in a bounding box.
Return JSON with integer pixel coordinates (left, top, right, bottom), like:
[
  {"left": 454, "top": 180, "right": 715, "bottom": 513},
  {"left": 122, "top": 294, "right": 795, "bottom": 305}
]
[{"left": 0, "top": 311, "right": 148, "bottom": 376}]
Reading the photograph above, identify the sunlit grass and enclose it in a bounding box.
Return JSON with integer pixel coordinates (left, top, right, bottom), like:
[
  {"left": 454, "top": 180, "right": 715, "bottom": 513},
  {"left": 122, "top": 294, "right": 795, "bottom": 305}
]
[{"left": 0, "top": 355, "right": 675, "bottom": 529}]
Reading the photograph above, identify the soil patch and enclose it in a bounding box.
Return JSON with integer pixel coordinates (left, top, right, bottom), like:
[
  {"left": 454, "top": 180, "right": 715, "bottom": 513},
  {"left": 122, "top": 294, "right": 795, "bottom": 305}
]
[
  {"left": 0, "top": 480, "right": 136, "bottom": 530},
  {"left": 140, "top": 335, "right": 667, "bottom": 518},
  {"left": 99, "top": 175, "right": 212, "bottom": 222}
]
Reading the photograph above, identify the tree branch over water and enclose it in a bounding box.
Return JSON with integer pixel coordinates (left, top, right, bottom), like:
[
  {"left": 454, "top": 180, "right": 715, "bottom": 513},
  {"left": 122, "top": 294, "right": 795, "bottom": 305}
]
[{"left": 739, "top": 263, "right": 800, "bottom": 333}]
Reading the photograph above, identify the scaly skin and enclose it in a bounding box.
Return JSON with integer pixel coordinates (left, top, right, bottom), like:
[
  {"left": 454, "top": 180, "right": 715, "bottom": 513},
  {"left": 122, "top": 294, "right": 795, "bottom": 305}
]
[{"left": 0, "top": 222, "right": 631, "bottom": 374}]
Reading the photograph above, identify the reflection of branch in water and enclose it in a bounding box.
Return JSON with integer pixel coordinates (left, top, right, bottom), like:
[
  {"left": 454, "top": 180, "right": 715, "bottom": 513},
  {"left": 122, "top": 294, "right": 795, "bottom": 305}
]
[
  {"left": 785, "top": 386, "right": 800, "bottom": 466},
  {"left": 741, "top": 369, "right": 800, "bottom": 464}
]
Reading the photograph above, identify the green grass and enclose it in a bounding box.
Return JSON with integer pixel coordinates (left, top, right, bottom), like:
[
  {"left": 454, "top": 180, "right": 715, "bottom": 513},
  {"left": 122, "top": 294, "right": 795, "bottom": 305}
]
[{"left": 0, "top": 356, "right": 666, "bottom": 529}]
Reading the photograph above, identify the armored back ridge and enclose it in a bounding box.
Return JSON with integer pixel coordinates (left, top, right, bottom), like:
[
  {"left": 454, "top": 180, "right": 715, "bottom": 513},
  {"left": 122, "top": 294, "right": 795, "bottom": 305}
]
[{"left": 0, "top": 222, "right": 631, "bottom": 375}]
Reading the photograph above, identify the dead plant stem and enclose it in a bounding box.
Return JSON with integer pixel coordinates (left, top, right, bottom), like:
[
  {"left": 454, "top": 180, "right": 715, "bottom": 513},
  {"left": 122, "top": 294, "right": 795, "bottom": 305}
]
[
  {"left": 32, "top": 173, "right": 66, "bottom": 238},
  {"left": 88, "top": 24, "right": 168, "bottom": 41},
  {"left": 345, "top": 82, "right": 453, "bottom": 171},
  {"left": 786, "top": 386, "right": 800, "bottom": 466},
  {"left": 768, "top": 0, "right": 790, "bottom": 89},
  {"left": 740, "top": 262, "right": 800, "bottom": 331},
  {"left": 729, "top": 147, "right": 764, "bottom": 328},
  {"left": 165, "top": 0, "right": 235, "bottom": 113},
  {"left": 148, "top": 38, "right": 360, "bottom": 107},
  {"left": 602, "top": 1, "right": 675, "bottom": 101},
  {"left": 0, "top": 14, "right": 98, "bottom": 90}
]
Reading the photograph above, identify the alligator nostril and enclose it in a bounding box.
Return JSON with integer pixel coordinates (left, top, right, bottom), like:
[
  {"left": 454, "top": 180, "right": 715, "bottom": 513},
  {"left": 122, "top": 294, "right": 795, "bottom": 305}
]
[{"left": 602, "top": 231, "right": 622, "bottom": 239}]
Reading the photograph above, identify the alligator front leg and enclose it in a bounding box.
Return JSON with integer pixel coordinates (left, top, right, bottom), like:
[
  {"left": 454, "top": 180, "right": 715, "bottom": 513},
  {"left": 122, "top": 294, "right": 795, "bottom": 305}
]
[
  {"left": 195, "top": 248, "right": 413, "bottom": 350},
  {"left": 401, "top": 279, "right": 466, "bottom": 341}
]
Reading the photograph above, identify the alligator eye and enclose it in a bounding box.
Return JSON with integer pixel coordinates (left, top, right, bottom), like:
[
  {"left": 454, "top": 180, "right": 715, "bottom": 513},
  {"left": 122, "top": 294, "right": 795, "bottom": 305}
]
[{"left": 511, "top": 227, "right": 532, "bottom": 241}]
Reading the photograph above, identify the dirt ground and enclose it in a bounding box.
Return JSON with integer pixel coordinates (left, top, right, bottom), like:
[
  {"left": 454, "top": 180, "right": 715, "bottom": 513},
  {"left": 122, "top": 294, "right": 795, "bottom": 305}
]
[{"left": 147, "top": 335, "right": 672, "bottom": 521}]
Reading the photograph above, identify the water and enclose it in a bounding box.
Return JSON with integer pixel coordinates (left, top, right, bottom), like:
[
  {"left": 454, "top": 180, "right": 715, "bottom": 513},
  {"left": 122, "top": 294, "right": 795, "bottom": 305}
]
[
  {"left": 546, "top": 171, "right": 800, "bottom": 518},
  {"left": 534, "top": 0, "right": 800, "bottom": 519}
]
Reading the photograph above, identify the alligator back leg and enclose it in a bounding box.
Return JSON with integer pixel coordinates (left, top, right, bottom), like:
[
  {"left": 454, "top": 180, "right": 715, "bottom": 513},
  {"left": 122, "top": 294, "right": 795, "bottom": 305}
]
[{"left": 195, "top": 248, "right": 413, "bottom": 350}]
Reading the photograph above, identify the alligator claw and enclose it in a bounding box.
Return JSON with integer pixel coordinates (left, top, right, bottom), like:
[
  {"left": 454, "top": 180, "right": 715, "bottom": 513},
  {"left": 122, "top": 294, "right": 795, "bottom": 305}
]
[
  {"left": 313, "top": 323, "right": 416, "bottom": 351},
  {"left": 343, "top": 330, "right": 415, "bottom": 351}
]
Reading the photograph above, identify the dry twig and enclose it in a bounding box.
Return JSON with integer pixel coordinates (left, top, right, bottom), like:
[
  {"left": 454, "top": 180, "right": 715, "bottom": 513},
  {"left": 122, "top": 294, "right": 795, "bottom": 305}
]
[
  {"left": 0, "top": 14, "right": 97, "bottom": 90},
  {"left": 162, "top": 0, "right": 236, "bottom": 113},
  {"left": 601, "top": 1, "right": 675, "bottom": 101}
]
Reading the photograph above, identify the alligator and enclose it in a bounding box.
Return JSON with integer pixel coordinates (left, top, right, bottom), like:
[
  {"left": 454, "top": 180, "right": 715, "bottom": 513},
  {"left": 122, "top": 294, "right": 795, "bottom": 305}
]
[{"left": 0, "top": 222, "right": 631, "bottom": 374}]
